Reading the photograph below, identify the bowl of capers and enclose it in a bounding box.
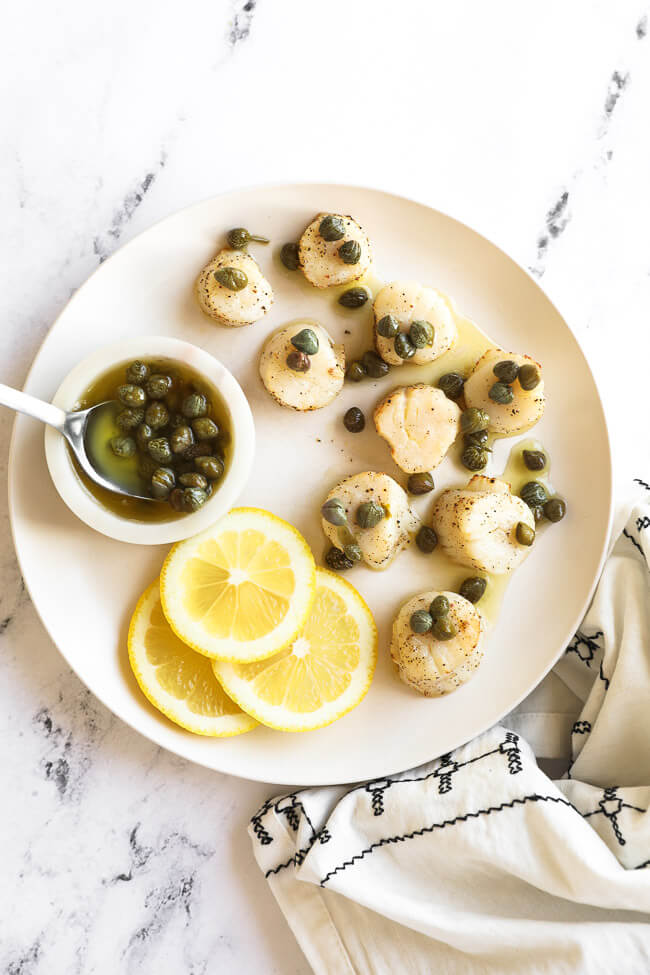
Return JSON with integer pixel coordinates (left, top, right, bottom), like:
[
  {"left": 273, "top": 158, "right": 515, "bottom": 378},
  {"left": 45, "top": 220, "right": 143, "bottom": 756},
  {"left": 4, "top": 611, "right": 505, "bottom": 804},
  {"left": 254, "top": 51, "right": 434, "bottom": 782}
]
[{"left": 45, "top": 336, "right": 255, "bottom": 544}]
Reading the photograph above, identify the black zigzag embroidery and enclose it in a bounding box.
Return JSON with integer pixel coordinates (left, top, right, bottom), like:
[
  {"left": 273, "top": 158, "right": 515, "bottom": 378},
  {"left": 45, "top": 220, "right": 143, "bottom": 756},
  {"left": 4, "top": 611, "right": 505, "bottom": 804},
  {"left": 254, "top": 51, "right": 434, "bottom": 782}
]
[
  {"left": 572, "top": 720, "right": 591, "bottom": 735},
  {"left": 636, "top": 516, "right": 650, "bottom": 532},
  {"left": 623, "top": 528, "right": 645, "bottom": 557},
  {"left": 634, "top": 478, "right": 650, "bottom": 492},
  {"left": 566, "top": 630, "right": 604, "bottom": 667},
  {"left": 366, "top": 779, "right": 392, "bottom": 816},
  {"left": 582, "top": 786, "right": 646, "bottom": 847}
]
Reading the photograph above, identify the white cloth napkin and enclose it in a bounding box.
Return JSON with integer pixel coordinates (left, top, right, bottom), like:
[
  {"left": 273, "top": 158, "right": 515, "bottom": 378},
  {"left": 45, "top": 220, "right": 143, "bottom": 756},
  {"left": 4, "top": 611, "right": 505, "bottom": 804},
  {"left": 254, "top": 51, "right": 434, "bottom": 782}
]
[{"left": 249, "top": 481, "right": 650, "bottom": 974}]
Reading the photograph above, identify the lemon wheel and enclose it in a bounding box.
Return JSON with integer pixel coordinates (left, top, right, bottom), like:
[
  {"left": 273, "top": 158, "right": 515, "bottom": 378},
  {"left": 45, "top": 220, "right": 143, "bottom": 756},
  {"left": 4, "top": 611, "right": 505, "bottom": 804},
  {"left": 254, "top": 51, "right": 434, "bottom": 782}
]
[
  {"left": 212, "top": 569, "right": 377, "bottom": 732},
  {"left": 160, "top": 508, "right": 316, "bottom": 663},
  {"left": 128, "top": 580, "right": 257, "bottom": 737}
]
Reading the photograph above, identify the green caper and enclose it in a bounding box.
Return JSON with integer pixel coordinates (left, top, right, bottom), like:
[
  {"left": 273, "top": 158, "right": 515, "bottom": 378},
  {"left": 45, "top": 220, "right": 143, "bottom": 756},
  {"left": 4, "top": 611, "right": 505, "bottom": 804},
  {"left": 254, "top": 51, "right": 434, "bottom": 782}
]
[
  {"left": 432, "top": 617, "right": 457, "bottom": 641},
  {"left": 343, "top": 542, "right": 362, "bottom": 564},
  {"left": 461, "top": 445, "right": 489, "bottom": 471},
  {"left": 410, "top": 610, "right": 433, "bottom": 634},
  {"left": 117, "top": 384, "right": 147, "bottom": 409},
  {"left": 192, "top": 417, "right": 219, "bottom": 441},
  {"left": 407, "top": 472, "right": 434, "bottom": 495},
  {"left": 465, "top": 429, "right": 489, "bottom": 448},
  {"left": 116, "top": 408, "right": 145, "bottom": 431},
  {"left": 437, "top": 372, "right": 465, "bottom": 401},
  {"left": 145, "top": 401, "right": 170, "bottom": 430},
  {"left": 532, "top": 505, "right": 544, "bottom": 523},
  {"left": 170, "top": 425, "right": 194, "bottom": 455},
  {"left": 356, "top": 501, "right": 385, "bottom": 529},
  {"left": 338, "top": 239, "right": 361, "bottom": 264},
  {"left": 394, "top": 333, "right": 416, "bottom": 360},
  {"left": 461, "top": 407, "right": 490, "bottom": 435},
  {"left": 362, "top": 350, "right": 390, "bottom": 379},
  {"left": 544, "top": 497, "right": 566, "bottom": 523},
  {"left": 194, "top": 455, "right": 225, "bottom": 480},
  {"left": 182, "top": 393, "right": 208, "bottom": 419},
  {"left": 110, "top": 435, "right": 136, "bottom": 458},
  {"left": 409, "top": 320, "right": 434, "bottom": 349},
  {"left": 325, "top": 546, "right": 353, "bottom": 571},
  {"left": 136, "top": 423, "right": 153, "bottom": 449},
  {"left": 286, "top": 350, "right": 311, "bottom": 372},
  {"left": 523, "top": 449, "right": 546, "bottom": 471},
  {"left": 376, "top": 314, "right": 399, "bottom": 338},
  {"left": 146, "top": 374, "right": 173, "bottom": 400},
  {"left": 346, "top": 360, "right": 367, "bottom": 382},
  {"left": 321, "top": 498, "right": 347, "bottom": 526},
  {"left": 416, "top": 526, "right": 438, "bottom": 553},
  {"left": 488, "top": 382, "right": 514, "bottom": 405},
  {"left": 183, "top": 442, "right": 213, "bottom": 460},
  {"left": 226, "top": 227, "right": 269, "bottom": 249},
  {"left": 520, "top": 481, "right": 547, "bottom": 508},
  {"left": 125, "top": 361, "right": 150, "bottom": 385},
  {"left": 493, "top": 360, "right": 519, "bottom": 384},
  {"left": 291, "top": 328, "right": 319, "bottom": 356},
  {"left": 319, "top": 215, "right": 346, "bottom": 241},
  {"left": 429, "top": 595, "right": 450, "bottom": 619},
  {"left": 138, "top": 455, "right": 159, "bottom": 479},
  {"left": 343, "top": 407, "right": 365, "bottom": 433},
  {"left": 338, "top": 287, "right": 369, "bottom": 308},
  {"left": 516, "top": 522, "right": 535, "bottom": 546},
  {"left": 181, "top": 487, "right": 208, "bottom": 512},
  {"left": 459, "top": 577, "right": 487, "bottom": 604},
  {"left": 280, "top": 242, "right": 300, "bottom": 270},
  {"left": 214, "top": 267, "right": 248, "bottom": 291},
  {"left": 151, "top": 467, "right": 175, "bottom": 499},
  {"left": 169, "top": 488, "right": 185, "bottom": 512},
  {"left": 518, "top": 363, "right": 541, "bottom": 391},
  {"left": 147, "top": 437, "right": 172, "bottom": 465}
]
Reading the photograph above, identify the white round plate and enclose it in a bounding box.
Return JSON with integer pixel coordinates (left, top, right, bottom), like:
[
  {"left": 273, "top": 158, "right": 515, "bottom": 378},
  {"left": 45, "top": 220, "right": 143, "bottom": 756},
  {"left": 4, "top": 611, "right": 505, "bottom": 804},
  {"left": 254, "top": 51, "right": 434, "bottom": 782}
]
[{"left": 8, "top": 184, "right": 612, "bottom": 785}]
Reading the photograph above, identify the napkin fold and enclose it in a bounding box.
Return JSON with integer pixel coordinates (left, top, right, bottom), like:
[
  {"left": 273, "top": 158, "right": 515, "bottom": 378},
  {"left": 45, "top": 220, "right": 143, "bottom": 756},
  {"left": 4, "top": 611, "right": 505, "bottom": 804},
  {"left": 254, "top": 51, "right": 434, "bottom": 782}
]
[{"left": 250, "top": 481, "right": 650, "bottom": 974}]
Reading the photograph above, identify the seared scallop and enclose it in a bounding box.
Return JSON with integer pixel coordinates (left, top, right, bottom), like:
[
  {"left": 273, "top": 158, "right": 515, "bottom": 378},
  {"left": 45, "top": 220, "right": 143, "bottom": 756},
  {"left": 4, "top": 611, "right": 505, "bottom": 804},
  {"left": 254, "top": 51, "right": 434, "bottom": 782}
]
[
  {"left": 431, "top": 475, "right": 535, "bottom": 574},
  {"left": 196, "top": 249, "right": 273, "bottom": 327},
  {"left": 391, "top": 590, "right": 485, "bottom": 697},
  {"left": 259, "top": 322, "right": 344, "bottom": 411},
  {"left": 374, "top": 384, "right": 461, "bottom": 474},
  {"left": 373, "top": 282, "right": 458, "bottom": 366},
  {"left": 321, "top": 471, "right": 419, "bottom": 571},
  {"left": 464, "top": 349, "right": 545, "bottom": 435},
  {"left": 298, "top": 213, "right": 372, "bottom": 288}
]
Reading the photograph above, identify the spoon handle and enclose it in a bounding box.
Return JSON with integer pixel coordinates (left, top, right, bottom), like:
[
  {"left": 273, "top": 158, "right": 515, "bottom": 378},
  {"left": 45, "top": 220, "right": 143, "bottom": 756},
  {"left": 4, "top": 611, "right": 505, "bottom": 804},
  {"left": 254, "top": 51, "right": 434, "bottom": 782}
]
[{"left": 0, "top": 382, "right": 67, "bottom": 432}]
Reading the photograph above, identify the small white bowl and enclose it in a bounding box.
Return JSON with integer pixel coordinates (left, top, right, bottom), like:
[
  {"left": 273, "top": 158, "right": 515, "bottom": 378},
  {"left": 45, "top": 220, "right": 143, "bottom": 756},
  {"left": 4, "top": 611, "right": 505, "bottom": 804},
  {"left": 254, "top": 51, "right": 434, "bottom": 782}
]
[{"left": 44, "top": 336, "right": 255, "bottom": 544}]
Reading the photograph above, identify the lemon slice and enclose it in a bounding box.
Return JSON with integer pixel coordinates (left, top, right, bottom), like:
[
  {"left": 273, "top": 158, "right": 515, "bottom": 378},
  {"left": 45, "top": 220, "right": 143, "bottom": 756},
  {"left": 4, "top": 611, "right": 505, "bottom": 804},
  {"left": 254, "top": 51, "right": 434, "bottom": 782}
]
[
  {"left": 212, "top": 569, "right": 377, "bottom": 732},
  {"left": 160, "top": 508, "right": 316, "bottom": 663},
  {"left": 128, "top": 580, "right": 257, "bottom": 737}
]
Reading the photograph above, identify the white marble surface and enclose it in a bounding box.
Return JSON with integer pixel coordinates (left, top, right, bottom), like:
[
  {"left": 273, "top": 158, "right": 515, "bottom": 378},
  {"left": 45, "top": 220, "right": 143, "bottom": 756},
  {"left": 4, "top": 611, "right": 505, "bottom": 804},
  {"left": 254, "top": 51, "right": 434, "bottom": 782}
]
[{"left": 2, "top": 2, "right": 650, "bottom": 971}]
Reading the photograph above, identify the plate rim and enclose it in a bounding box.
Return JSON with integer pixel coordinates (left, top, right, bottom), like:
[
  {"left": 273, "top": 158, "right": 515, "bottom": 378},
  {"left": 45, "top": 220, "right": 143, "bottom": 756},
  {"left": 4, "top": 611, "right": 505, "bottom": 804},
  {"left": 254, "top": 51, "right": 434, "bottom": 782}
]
[{"left": 7, "top": 181, "right": 613, "bottom": 785}]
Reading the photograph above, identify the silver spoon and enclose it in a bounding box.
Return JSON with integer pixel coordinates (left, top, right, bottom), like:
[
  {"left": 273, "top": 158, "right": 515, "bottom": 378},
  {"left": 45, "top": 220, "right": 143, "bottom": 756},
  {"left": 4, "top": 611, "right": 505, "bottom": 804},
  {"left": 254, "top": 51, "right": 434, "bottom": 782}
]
[{"left": 0, "top": 382, "right": 152, "bottom": 500}]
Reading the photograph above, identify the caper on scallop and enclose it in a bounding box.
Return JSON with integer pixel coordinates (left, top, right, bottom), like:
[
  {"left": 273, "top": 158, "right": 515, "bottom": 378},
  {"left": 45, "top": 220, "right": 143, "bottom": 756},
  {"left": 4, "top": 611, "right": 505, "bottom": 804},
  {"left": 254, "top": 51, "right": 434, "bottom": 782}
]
[
  {"left": 346, "top": 360, "right": 367, "bottom": 383},
  {"left": 136, "top": 423, "right": 153, "bottom": 449},
  {"left": 194, "top": 455, "right": 224, "bottom": 480},
  {"left": 319, "top": 215, "right": 346, "bottom": 241},
  {"left": 432, "top": 617, "right": 457, "bottom": 641},
  {"left": 117, "top": 384, "right": 147, "bottom": 409},
  {"left": 438, "top": 372, "right": 465, "bottom": 401},
  {"left": 516, "top": 522, "right": 535, "bottom": 546},
  {"left": 410, "top": 610, "right": 433, "bottom": 634},
  {"left": 460, "top": 407, "right": 490, "bottom": 435},
  {"left": 338, "top": 239, "right": 361, "bottom": 265},
  {"left": 179, "top": 472, "right": 209, "bottom": 490},
  {"left": 321, "top": 497, "right": 347, "bottom": 526},
  {"left": 343, "top": 407, "right": 365, "bottom": 433},
  {"left": 394, "top": 332, "right": 416, "bottom": 360},
  {"left": 518, "top": 363, "right": 541, "bottom": 391},
  {"left": 125, "top": 360, "right": 150, "bottom": 385},
  {"left": 280, "top": 242, "right": 301, "bottom": 270},
  {"left": 488, "top": 382, "right": 514, "bottom": 405},
  {"left": 286, "top": 350, "right": 311, "bottom": 373},
  {"left": 523, "top": 449, "right": 546, "bottom": 471},
  {"left": 464, "top": 429, "right": 489, "bottom": 448},
  {"left": 182, "top": 392, "right": 208, "bottom": 419},
  {"left": 409, "top": 320, "right": 434, "bottom": 349},
  {"left": 544, "top": 497, "right": 566, "bottom": 523},
  {"left": 170, "top": 425, "right": 194, "bottom": 455},
  {"left": 145, "top": 401, "right": 169, "bottom": 430},
  {"left": 520, "top": 481, "right": 547, "bottom": 508},
  {"left": 343, "top": 542, "right": 362, "bottom": 564},
  {"left": 325, "top": 546, "right": 354, "bottom": 571},
  {"left": 226, "top": 227, "right": 269, "bottom": 250},
  {"left": 461, "top": 445, "right": 488, "bottom": 471},
  {"left": 376, "top": 314, "right": 399, "bottom": 338},
  {"left": 214, "top": 266, "right": 248, "bottom": 291},
  {"left": 356, "top": 501, "right": 385, "bottom": 529},
  {"left": 459, "top": 576, "right": 487, "bottom": 604},
  {"left": 407, "top": 472, "right": 434, "bottom": 495},
  {"left": 146, "top": 374, "right": 173, "bottom": 400},
  {"left": 362, "top": 350, "right": 390, "bottom": 379},
  {"left": 192, "top": 417, "right": 219, "bottom": 441},
  {"left": 151, "top": 467, "right": 176, "bottom": 499},
  {"left": 338, "top": 286, "right": 369, "bottom": 308},
  {"left": 493, "top": 360, "right": 519, "bottom": 384},
  {"left": 116, "top": 407, "right": 145, "bottom": 431},
  {"left": 291, "top": 328, "right": 319, "bottom": 356},
  {"left": 416, "top": 525, "right": 438, "bottom": 553},
  {"left": 429, "top": 595, "right": 450, "bottom": 619},
  {"left": 110, "top": 435, "right": 136, "bottom": 458},
  {"left": 147, "top": 437, "right": 172, "bottom": 465}
]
